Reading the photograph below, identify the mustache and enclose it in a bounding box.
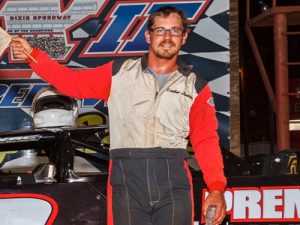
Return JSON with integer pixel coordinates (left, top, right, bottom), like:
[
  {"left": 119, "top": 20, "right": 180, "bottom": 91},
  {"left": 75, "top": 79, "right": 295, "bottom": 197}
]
[{"left": 159, "top": 40, "right": 175, "bottom": 46}]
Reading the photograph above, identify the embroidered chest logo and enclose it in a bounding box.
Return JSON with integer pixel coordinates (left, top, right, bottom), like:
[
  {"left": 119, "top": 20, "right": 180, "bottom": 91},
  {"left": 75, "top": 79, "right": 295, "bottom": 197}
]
[{"left": 167, "top": 88, "right": 193, "bottom": 100}]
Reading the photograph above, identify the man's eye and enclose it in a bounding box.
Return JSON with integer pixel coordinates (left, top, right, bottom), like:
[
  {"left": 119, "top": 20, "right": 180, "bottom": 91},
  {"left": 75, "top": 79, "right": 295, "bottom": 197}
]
[{"left": 156, "top": 29, "right": 164, "bottom": 34}]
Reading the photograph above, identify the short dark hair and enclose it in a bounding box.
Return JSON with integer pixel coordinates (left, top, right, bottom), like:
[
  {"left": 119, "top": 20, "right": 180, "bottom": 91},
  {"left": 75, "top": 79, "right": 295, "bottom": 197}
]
[{"left": 147, "top": 6, "right": 189, "bottom": 33}]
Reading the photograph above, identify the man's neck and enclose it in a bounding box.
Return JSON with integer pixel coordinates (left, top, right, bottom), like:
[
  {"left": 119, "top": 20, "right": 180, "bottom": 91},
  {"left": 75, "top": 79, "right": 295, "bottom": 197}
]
[{"left": 147, "top": 52, "right": 178, "bottom": 75}]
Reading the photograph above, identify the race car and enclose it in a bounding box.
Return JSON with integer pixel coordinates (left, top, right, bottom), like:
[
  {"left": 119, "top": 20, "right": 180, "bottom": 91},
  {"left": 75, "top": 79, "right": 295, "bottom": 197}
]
[{"left": 0, "top": 125, "right": 110, "bottom": 225}]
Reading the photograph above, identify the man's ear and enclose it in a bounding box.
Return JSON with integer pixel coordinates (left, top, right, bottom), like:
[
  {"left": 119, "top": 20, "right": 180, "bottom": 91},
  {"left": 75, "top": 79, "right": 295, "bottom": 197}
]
[
  {"left": 145, "top": 30, "right": 151, "bottom": 44},
  {"left": 182, "top": 31, "right": 188, "bottom": 45}
]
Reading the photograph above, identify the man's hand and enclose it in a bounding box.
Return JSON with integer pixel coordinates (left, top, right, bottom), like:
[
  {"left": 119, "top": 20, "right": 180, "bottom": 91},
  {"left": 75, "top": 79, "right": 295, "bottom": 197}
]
[
  {"left": 10, "top": 37, "right": 33, "bottom": 60},
  {"left": 203, "top": 190, "right": 226, "bottom": 225}
]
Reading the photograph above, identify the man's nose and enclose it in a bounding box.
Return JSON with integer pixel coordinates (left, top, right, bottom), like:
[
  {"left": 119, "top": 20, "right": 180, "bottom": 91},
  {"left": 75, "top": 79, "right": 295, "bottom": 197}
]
[{"left": 164, "top": 30, "right": 172, "bottom": 38}]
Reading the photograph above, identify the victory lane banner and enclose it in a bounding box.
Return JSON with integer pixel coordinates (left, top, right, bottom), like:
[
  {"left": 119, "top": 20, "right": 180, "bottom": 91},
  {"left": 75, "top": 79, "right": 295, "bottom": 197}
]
[
  {"left": 194, "top": 174, "right": 300, "bottom": 225},
  {"left": 0, "top": 174, "right": 298, "bottom": 225},
  {"left": 0, "top": 0, "right": 230, "bottom": 150}
]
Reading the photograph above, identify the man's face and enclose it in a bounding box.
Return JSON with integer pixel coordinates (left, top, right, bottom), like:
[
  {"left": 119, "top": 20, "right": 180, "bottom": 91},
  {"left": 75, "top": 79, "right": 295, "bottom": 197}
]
[{"left": 145, "top": 13, "right": 187, "bottom": 59}]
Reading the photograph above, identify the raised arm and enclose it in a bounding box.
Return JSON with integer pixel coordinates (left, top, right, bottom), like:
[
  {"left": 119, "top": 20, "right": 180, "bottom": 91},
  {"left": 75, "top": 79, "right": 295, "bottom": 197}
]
[{"left": 10, "top": 37, "right": 112, "bottom": 101}]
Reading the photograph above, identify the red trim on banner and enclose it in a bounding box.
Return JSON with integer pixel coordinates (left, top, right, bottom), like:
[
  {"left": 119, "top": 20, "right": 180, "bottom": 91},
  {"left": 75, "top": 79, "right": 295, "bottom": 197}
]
[
  {"left": 0, "top": 193, "right": 59, "bottom": 225},
  {"left": 0, "top": 70, "right": 33, "bottom": 79},
  {"left": 60, "top": 0, "right": 74, "bottom": 12}
]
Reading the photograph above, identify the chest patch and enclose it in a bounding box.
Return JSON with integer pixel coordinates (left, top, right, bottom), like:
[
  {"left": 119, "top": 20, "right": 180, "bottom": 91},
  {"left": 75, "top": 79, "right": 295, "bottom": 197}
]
[
  {"left": 207, "top": 97, "right": 215, "bottom": 107},
  {"left": 167, "top": 88, "right": 193, "bottom": 100}
]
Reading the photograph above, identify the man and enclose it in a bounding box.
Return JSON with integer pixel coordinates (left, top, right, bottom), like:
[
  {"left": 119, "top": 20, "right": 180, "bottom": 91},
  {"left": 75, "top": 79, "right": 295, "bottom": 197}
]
[{"left": 11, "top": 6, "right": 226, "bottom": 225}]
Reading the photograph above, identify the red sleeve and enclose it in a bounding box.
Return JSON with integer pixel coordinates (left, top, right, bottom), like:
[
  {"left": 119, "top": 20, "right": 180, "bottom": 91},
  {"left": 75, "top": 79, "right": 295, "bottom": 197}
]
[
  {"left": 27, "top": 48, "right": 112, "bottom": 101},
  {"left": 189, "top": 85, "right": 227, "bottom": 191}
]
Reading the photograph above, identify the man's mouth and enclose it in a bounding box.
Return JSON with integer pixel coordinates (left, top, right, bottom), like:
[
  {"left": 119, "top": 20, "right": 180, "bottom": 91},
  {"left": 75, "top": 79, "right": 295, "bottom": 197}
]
[{"left": 160, "top": 41, "right": 174, "bottom": 48}]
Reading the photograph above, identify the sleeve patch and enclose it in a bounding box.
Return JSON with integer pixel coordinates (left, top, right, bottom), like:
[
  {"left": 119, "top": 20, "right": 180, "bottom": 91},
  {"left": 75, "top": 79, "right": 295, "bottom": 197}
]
[{"left": 207, "top": 97, "right": 215, "bottom": 107}]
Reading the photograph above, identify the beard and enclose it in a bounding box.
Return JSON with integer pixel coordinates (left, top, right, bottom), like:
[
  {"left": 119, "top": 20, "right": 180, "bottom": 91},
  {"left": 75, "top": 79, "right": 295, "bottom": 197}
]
[{"left": 155, "top": 40, "right": 179, "bottom": 59}]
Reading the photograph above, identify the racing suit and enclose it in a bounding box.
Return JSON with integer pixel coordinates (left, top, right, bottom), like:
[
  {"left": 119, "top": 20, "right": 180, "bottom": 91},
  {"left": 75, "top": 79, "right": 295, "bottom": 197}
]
[{"left": 27, "top": 49, "right": 226, "bottom": 225}]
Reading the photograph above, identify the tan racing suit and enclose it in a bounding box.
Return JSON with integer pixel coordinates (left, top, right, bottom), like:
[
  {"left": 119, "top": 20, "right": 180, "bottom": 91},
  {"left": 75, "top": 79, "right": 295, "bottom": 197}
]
[{"left": 27, "top": 49, "right": 226, "bottom": 225}]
